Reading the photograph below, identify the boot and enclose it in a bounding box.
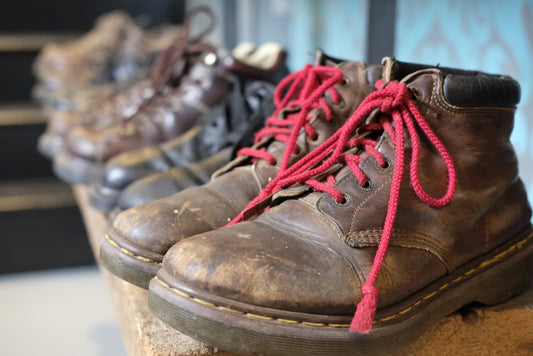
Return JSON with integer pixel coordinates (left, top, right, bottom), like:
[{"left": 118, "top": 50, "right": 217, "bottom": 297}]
[
  {"left": 33, "top": 10, "right": 181, "bottom": 109},
  {"left": 148, "top": 58, "right": 532, "bottom": 355},
  {"left": 36, "top": 7, "right": 210, "bottom": 158}
]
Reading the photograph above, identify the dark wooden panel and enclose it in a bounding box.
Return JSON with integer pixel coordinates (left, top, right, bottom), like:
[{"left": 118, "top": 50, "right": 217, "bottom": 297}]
[
  {"left": 0, "top": 0, "right": 184, "bottom": 32},
  {"left": 0, "top": 205, "right": 92, "bottom": 274}
]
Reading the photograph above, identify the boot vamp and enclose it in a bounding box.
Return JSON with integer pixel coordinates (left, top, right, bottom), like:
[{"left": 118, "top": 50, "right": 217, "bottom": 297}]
[
  {"left": 164, "top": 198, "right": 447, "bottom": 314},
  {"left": 112, "top": 165, "right": 266, "bottom": 256}
]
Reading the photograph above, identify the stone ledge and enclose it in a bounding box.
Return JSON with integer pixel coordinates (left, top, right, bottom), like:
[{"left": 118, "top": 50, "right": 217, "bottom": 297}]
[{"left": 73, "top": 185, "right": 533, "bottom": 356}]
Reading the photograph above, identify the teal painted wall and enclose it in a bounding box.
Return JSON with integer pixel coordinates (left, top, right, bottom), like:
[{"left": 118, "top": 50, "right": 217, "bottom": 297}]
[
  {"left": 395, "top": 0, "right": 533, "bottom": 207},
  {"left": 188, "top": 0, "right": 368, "bottom": 72},
  {"left": 238, "top": 0, "right": 368, "bottom": 71}
]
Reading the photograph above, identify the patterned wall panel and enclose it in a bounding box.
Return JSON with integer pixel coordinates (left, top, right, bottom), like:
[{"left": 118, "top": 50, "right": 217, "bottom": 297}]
[{"left": 395, "top": 0, "right": 533, "bottom": 206}]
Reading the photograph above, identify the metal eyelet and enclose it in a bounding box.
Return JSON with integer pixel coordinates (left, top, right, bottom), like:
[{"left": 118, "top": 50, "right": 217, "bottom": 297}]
[
  {"left": 375, "top": 159, "right": 391, "bottom": 171},
  {"left": 358, "top": 179, "right": 373, "bottom": 191},
  {"left": 334, "top": 97, "right": 346, "bottom": 108},
  {"left": 333, "top": 194, "right": 351, "bottom": 207},
  {"left": 342, "top": 77, "right": 350, "bottom": 87},
  {"left": 204, "top": 52, "right": 218, "bottom": 66},
  {"left": 307, "top": 132, "right": 320, "bottom": 144}
]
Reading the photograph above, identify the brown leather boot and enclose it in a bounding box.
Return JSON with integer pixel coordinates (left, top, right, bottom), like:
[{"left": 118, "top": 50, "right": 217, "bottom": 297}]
[
  {"left": 148, "top": 57, "right": 533, "bottom": 355},
  {"left": 100, "top": 52, "right": 382, "bottom": 289},
  {"left": 36, "top": 7, "right": 209, "bottom": 158},
  {"left": 38, "top": 80, "right": 152, "bottom": 158},
  {"left": 33, "top": 10, "right": 181, "bottom": 106}
]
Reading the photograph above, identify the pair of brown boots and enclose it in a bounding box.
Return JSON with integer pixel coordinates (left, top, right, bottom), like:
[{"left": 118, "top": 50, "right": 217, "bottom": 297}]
[{"left": 101, "top": 53, "right": 533, "bottom": 355}]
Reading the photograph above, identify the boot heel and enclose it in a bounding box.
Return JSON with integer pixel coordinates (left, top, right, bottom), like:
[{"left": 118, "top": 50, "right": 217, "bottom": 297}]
[{"left": 474, "top": 251, "right": 532, "bottom": 306}]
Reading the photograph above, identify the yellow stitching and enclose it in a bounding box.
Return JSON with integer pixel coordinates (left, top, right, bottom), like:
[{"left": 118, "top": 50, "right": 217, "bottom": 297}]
[
  {"left": 158, "top": 279, "right": 193, "bottom": 300},
  {"left": 137, "top": 255, "right": 156, "bottom": 263},
  {"left": 218, "top": 306, "right": 244, "bottom": 315},
  {"left": 329, "top": 323, "right": 351, "bottom": 328},
  {"left": 192, "top": 298, "right": 217, "bottom": 308},
  {"left": 438, "top": 283, "right": 450, "bottom": 291},
  {"left": 301, "top": 322, "right": 326, "bottom": 327},
  {"left": 277, "top": 318, "right": 299, "bottom": 324},
  {"left": 157, "top": 278, "right": 170, "bottom": 288},
  {"left": 422, "top": 291, "right": 437, "bottom": 300},
  {"left": 464, "top": 269, "right": 476, "bottom": 276},
  {"left": 247, "top": 313, "right": 274, "bottom": 321},
  {"left": 172, "top": 288, "right": 191, "bottom": 299},
  {"left": 104, "top": 234, "right": 162, "bottom": 265},
  {"left": 479, "top": 259, "right": 495, "bottom": 268},
  {"left": 379, "top": 315, "right": 398, "bottom": 322},
  {"left": 399, "top": 306, "right": 412, "bottom": 315},
  {"left": 154, "top": 232, "right": 533, "bottom": 329}
]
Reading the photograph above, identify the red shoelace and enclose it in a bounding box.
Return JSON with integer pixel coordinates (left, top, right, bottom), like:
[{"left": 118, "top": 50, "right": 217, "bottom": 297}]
[
  {"left": 227, "top": 64, "right": 343, "bottom": 224},
  {"left": 228, "top": 80, "right": 457, "bottom": 334}
]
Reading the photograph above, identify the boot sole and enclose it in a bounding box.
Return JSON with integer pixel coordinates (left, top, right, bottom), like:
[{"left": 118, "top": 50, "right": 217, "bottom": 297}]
[
  {"left": 88, "top": 183, "right": 121, "bottom": 213},
  {"left": 99, "top": 229, "right": 162, "bottom": 289},
  {"left": 148, "top": 228, "right": 533, "bottom": 355},
  {"left": 53, "top": 151, "right": 104, "bottom": 185}
]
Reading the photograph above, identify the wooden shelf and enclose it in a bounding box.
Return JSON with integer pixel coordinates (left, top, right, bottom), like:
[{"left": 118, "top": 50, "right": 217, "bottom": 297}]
[
  {"left": 73, "top": 185, "right": 533, "bottom": 356},
  {"left": 0, "top": 103, "right": 46, "bottom": 126},
  {"left": 0, "top": 178, "right": 75, "bottom": 212},
  {"left": 0, "top": 33, "right": 78, "bottom": 52}
]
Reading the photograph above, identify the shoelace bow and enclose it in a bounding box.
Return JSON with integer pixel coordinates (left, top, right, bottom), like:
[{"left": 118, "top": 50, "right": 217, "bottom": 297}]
[
  {"left": 122, "top": 6, "right": 216, "bottom": 120},
  {"left": 228, "top": 79, "right": 457, "bottom": 334},
  {"left": 228, "top": 64, "right": 344, "bottom": 224}
]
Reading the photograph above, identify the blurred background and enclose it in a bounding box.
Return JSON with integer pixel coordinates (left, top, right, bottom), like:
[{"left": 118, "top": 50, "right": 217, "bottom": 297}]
[{"left": 0, "top": 0, "right": 531, "bottom": 355}]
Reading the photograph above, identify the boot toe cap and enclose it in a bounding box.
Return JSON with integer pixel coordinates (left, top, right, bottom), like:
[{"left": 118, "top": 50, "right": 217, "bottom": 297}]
[{"left": 163, "top": 220, "right": 360, "bottom": 315}]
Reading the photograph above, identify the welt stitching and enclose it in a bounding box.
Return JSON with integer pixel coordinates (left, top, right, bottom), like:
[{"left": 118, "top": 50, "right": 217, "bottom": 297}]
[
  {"left": 156, "top": 232, "right": 532, "bottom": 328},
  {"left": 104, "top": 234, "right": 162, "bottom": 265}
]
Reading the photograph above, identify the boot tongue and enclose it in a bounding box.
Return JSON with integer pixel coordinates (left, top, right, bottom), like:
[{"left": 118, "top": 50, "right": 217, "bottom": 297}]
[
  {"left": 315, "top": 50, "right": 335, "bottom": 67},
  {"left": 314, "top": 50, "right": 350, "bottom": 67},
  {"left": 381, "top": 57, "right": 404, "bottom": 83},
  {"left": 381, "top": 56, "right": 444, "bottom": 84}
]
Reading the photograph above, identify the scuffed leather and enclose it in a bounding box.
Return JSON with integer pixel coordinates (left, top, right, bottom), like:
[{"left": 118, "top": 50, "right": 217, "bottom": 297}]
[{"left": 34, "top": 11, "right": 180, "bottom": 110}]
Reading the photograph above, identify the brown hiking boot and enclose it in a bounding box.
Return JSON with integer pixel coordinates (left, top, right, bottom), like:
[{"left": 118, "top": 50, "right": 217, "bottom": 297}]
[
  {"left": 38, "top": 80, "right": 152, "bottom": 158},
  {"left": 37, "top": 7, "right": 213, "bottom": 159},
  {"left": 148, "top": 57, "right": 533, "bottom": 355},
  {"left": 34, "top": 10, "right": 181, "bottom": 93},
  {"left": 100, "top": 53, "right": 382, "bottom": 289}
]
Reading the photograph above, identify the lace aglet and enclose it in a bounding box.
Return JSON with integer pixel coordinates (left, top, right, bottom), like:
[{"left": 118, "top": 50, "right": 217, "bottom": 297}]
[{"left": 350, "top": 285, "right": 378, "bottom": 334}]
